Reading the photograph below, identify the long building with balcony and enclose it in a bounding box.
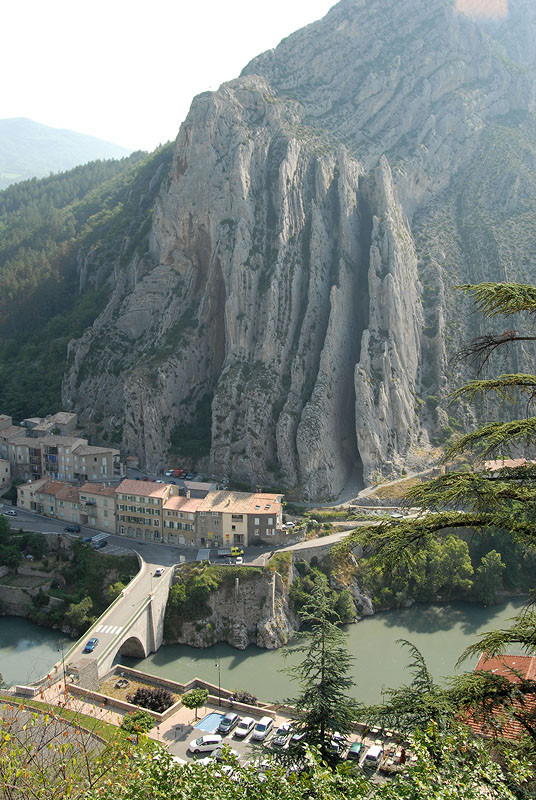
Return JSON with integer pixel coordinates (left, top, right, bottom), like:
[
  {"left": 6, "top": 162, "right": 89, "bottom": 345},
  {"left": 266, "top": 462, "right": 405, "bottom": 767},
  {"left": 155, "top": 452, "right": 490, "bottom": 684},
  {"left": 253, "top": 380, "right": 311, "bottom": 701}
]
[{"left": 0, "top": 412, "right": 125, "bottom": 483}]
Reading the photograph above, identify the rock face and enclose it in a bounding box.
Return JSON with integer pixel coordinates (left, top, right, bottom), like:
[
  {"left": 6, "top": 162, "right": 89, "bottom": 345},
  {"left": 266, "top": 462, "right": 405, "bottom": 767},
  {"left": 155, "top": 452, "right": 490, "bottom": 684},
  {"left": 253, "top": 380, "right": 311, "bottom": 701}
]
[
  {"left": 63, "top": 0, "right": 536, "bottom": 498},
  {"left": 166, "top": 569, "right": 297, "bottom": 651}
]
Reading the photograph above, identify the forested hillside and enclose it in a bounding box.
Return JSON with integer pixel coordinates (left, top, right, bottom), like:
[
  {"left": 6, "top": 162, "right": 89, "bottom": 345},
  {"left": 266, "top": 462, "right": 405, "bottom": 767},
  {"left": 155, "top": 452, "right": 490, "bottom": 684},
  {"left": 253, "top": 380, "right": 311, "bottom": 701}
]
[{"left": 0, "top": 145, "right": 173, "bottom": 419}]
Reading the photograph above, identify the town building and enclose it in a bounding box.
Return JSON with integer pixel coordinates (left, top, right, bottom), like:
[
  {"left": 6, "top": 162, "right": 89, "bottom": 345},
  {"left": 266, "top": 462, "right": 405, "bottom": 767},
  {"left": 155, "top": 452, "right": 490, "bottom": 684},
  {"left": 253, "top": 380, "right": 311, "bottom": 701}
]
[
  {"left": 162, "top": 495, "right": 200, "bottom": 545},
  {"left": 115, "top": 479, "right": 179, "bottom": 543},
  {"left": 196, "top": 491, "right": 283, "bottom": 548},
  {"left": 468, "top": 653, "right": 536, "bottom": 740},
  {"left": 0, "top": 458, "right": 10, "bottom": 489},
  {"left": 16, "top": 475, "right": 286, "bottom": 550},
  {"left": 0, "top": 413, "right": 125, "bottom": 483},
  {"left": 17, "top": 479, "right": 78, "bottom": 519},
  {"left": 79, "top": 483, "right": 116, "bottom": 531}
]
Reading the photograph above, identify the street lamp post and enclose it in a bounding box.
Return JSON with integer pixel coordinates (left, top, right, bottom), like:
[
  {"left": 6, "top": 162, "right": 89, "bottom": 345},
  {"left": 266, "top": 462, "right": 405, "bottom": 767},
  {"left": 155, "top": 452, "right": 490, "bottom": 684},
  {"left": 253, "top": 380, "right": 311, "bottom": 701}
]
[
  {"left": 215, "top": 660, "right": 221, "bottom": 706},
  {"left": 57, "top": 641, "right": 67, "bottom": 688}
]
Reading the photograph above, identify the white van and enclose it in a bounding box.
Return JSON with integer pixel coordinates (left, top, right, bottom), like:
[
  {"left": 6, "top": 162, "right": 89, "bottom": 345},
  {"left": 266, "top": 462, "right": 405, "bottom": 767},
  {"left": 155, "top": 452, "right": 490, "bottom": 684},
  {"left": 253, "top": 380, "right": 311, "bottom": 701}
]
[
  {"left": 364, "top": 744, "right": 383, "bottom": 764},
  {"left": 4, "top": 509, "right": 17, "bottom": 517},
  {"left": 251, "top": 716, "right": 274, "bottom": 742}
]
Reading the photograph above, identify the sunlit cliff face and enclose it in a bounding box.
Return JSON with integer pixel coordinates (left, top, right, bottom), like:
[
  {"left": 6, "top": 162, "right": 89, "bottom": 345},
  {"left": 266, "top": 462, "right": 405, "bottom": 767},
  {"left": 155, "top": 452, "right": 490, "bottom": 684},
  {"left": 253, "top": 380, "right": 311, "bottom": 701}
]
[{"left": 455, "top": 0, "right": 508, "bottom": 18}]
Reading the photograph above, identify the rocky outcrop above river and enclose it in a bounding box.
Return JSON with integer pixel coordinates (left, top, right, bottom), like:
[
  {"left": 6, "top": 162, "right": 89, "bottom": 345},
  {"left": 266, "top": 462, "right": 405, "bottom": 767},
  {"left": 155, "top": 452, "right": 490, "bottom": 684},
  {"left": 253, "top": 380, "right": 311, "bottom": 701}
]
[
  {"left": 166, "top": 567, "right": 297, "bottom": 651},
  {"left": 63, "top": 0, "right": 536, "bottom": 498}
]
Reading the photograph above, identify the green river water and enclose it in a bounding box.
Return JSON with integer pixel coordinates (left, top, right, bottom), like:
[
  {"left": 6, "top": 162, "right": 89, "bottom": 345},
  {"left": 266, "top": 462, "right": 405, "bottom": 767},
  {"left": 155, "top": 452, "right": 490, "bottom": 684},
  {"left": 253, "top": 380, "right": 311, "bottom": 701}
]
[
  {"left": 122, "top": 597, "right": 527, "bottom": 704},
  {"left": 0, "top": 597, "right": 527, "bottom": 701}
]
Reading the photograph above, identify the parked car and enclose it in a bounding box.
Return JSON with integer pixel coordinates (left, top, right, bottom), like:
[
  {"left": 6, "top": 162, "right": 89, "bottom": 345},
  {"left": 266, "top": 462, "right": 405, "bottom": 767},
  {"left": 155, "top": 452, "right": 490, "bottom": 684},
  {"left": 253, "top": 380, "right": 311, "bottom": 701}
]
[
  {"left": 363, "top": 744, "right": 383, "bottom": 768},
  {"left": 285, "top": 521, "right": 296, "bottom": 528},
  {"left": 211, "top": 746, "right": 240, "bottom": 762},
  {"left": 185, "top": 473, "right": 195, "bottom": 481},
  {"left": 64, "top": 524, "right": 80, "bottom": 533},
  {"left": 156, "top": 479, "right": 165, "bottom": 484},
  {"left": 93, "top": 540, "right": 107, "bottom": 549},
  {"left": 271, "top": 723, "right": 291, "bottom": 747},
  {"left": 154, "top": 568, "right": 164, "bottom": 577},
  {"left": 82, "top": 536, "right": 93, "bottom": 543},
  {"left": 289, "top": 727, "right": 306, "bottom": 747},
  {"left": 330, "top": 732, "right": 346, "bottom": 754},
  {"left": 165, "top": 470, "right": 174, "bottom": 477},
  {"left": 230, "top": 547, "right": 244, "bottom": 557},
  {"left": 188, "top": 735, "right": 223, "bottom": 754},
  {"left": 235, "top": 556, "right": 243, "bottom": 565},
  {"left": 218, "top": 712, "right": 239, "bottom": 734},
  {"left": 83, "top": 637, "right": 99, "bottom": 653},
  {"left": 346, "top": 742, "right": 364, "bottom": 762},
  {"left": 234, "top": 717, "right": 255, "bottom": 738},
  {"left": 3, "top": 509, "right": 16, "bottom": 517},
  {"left": 251, "top": 716, "right": 274, "bottom": 742}
]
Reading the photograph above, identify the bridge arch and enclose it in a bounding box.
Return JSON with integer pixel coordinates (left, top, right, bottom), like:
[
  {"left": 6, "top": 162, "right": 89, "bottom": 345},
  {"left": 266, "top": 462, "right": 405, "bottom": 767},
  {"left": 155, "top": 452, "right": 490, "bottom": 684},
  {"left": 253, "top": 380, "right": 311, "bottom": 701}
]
[{"left": 117, "top": 636, "right": 147, "bottom": 659}]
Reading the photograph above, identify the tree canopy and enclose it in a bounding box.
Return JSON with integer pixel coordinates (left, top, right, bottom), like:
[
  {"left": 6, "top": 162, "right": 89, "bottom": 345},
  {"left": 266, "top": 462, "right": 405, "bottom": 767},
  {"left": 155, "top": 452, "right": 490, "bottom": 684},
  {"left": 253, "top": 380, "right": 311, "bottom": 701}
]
[{"left": 342, "top": 281, "right": 536, "bottom": 778}]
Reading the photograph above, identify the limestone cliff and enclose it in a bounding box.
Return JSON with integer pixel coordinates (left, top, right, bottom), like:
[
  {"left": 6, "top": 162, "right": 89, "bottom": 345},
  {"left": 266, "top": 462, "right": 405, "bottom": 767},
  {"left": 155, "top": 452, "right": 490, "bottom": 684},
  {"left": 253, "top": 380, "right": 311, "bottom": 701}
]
[
  {"left": 165, "top": 566, "right": 297, "bottom": 651},
  {"left": 63, "top": 0, "right": 536, "bottom": 498}
]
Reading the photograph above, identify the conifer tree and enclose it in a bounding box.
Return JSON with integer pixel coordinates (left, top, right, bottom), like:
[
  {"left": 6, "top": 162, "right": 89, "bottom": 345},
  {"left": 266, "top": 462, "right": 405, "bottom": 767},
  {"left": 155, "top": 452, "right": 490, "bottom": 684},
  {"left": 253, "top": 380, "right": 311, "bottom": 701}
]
[
  {"left": 285, "top": 580, "right": 362, "bottom": 765},
  {"left": 344, "top": 281, "right": 536, "bottom": 759}
]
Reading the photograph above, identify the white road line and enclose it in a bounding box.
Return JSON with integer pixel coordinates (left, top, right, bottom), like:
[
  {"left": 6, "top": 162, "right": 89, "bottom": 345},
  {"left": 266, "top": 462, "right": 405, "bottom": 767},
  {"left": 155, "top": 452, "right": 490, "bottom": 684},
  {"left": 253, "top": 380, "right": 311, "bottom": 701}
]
[
  {"left": 109, "top": 625, "right": 118, "bottom": 635},
  {"left": 116, "top": 627, "right": 123, "bottom": 634},
  {"left": 102, "top": 625, "right": 112, "bottom": 634}
]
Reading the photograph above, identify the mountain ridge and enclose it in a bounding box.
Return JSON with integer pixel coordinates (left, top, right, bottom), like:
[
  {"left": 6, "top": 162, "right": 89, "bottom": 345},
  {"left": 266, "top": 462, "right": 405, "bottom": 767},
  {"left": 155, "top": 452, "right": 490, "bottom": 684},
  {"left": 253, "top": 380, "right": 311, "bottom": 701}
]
[
  {"left": 2, "top": 0, "right": 536, "bottom": 499},
  {"left": 0, "top": 117, "right": 131, "bottom": 190}
]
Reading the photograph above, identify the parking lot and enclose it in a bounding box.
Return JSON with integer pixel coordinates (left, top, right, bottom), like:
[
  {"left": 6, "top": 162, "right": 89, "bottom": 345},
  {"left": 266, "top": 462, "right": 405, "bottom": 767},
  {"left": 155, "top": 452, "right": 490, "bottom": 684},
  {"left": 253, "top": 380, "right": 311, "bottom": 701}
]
[{"left": 161, "top": 705, "right": 407, "bottom": 775}]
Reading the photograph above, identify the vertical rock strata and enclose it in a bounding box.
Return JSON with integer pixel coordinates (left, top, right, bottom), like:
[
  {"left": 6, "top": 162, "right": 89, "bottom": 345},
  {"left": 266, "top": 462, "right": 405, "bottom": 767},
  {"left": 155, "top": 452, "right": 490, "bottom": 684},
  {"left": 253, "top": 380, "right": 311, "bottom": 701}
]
[{"left": 63, "top": 0, "right": 536, "bottom": 498}]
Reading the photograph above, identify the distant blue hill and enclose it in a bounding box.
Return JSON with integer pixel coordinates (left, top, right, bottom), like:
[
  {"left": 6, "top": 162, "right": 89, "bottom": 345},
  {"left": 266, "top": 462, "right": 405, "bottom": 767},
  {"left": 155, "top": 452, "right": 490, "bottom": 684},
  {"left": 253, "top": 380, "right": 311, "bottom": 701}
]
[{"left": 0, "top": 118, "right": 131, "bottom": 189}]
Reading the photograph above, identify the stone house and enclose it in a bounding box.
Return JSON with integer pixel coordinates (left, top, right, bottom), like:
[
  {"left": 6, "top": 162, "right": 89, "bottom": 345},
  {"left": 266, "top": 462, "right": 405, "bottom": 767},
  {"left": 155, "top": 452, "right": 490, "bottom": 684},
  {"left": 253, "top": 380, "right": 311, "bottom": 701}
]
[
  {"left": 78, "top": 483, "right": 116, "bottom": 531},
  {"left": 115, "top": 479, "right": 179, "bottom": 543},
  {"left": 0, "top": 458, "right": 10, "bottom": 489}
]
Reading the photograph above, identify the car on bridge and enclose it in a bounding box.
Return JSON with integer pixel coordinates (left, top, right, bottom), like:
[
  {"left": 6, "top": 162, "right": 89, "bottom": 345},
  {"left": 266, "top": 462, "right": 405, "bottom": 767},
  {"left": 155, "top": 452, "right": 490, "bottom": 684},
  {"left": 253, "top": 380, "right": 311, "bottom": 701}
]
[
  {"left": 83, "top": 637, "right": 99, "bottom": 653},
  {"left": 154, "top": 568, "right": 164, "bottom": 577}
]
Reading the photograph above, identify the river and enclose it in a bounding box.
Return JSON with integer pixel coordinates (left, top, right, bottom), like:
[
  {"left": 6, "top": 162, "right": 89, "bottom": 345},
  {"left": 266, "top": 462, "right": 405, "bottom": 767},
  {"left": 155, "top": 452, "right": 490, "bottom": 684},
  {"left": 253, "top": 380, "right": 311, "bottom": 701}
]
[
  {"left": 0, "top": 597, "right": 527, "bottom": 700},
  {"left": 121, "top": 597, "right": 528, "bottom": 704},
  {"left": 0, "top": 617, "right": 72, "bottom": 687}
]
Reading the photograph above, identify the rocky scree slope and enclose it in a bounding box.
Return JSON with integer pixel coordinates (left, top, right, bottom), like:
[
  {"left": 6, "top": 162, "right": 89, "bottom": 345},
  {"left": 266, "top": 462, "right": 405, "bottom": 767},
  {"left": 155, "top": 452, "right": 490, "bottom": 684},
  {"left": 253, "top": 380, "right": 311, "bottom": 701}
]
[{"left": 63, "top": 0, "right": 536, "bottom": 498}]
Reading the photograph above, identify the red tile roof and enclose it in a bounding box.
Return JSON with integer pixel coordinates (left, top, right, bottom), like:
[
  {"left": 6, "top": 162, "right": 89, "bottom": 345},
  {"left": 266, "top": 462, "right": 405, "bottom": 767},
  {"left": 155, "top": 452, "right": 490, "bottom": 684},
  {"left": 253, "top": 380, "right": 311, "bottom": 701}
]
[{"left": 467, "top": 654, "right": 536, "bottom": 740}]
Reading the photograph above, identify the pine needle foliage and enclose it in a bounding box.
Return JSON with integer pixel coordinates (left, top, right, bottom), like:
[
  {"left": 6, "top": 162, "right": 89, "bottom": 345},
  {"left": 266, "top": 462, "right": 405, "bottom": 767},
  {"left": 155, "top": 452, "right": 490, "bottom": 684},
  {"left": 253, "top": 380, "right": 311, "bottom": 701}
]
[{"left": 345, "top": 282, "right": 536, "bottom": 763}]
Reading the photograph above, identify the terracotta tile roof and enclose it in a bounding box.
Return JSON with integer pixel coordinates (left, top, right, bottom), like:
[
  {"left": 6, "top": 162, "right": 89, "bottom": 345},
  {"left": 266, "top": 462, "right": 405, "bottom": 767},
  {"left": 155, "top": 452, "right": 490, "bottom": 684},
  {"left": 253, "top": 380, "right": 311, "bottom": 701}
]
[
  {"left": 0, "top": 425, "right": 25, "bottom": 440},
  {"left": 79, "top": 482, "right": 116, "bottom": 497},
  {"left": 56, "top": 485, "right": 80, "bottom": 502},
  {"left": 8, "top": 436, "right": 35, "bottom": 447},
  {"left": 38, "top": 480, "right": 72, "bottom": 497},
  {"left": 467, "top": 654, "right": 536, "bottom": 740},
  {"left": 49, "top": 412, "right": 77, "bottom": 425},
  {"left": 18, "top": 479, "right": 48, "bottom": 492},
  {"left": 198, "top": 490, "right": 282, "bottom": 515},
  {"left": 115, "top": 479, "right": 171, "bottom": 499},
  {"left": 483, "top": 458, "right": 535, "bottom": 471},
  {"left": 39, "top": 435, "right": 86, "bottom": 448},
  {"left": 73, "top": 444, "right": 119, "bottom": 456},
  {"left": 184, "top": 481, "right": 217, "bottom": 492},
  {"left": 163, "top": 496, "right": 203, "bottom": 512}
]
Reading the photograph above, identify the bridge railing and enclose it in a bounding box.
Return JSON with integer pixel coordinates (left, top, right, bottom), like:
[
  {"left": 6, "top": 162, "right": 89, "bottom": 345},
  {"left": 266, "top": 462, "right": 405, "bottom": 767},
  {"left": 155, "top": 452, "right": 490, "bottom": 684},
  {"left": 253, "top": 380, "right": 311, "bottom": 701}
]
[
  {"left": 96, "top": 594, "right": 152, "bottom": 668},
  {"left": 31, "top": 552, "right": 144, "bottom": 687}
]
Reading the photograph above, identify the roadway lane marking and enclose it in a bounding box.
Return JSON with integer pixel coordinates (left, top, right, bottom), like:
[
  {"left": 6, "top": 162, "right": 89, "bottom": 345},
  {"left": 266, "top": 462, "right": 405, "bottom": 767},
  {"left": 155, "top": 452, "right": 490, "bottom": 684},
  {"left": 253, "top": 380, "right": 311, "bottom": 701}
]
[
  {"left": 116, "top": 626, "right": 123, "bottom": 634},
  {"left": 95, "top": 625, "right": 103, "bottom": 633}
]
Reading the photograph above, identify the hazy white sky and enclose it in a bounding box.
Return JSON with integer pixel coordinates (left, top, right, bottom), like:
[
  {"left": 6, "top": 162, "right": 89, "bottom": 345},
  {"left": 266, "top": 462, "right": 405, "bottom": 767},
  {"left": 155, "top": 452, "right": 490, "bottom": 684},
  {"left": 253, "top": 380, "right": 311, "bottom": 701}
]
[{"left": 1, "top": 0, "right": 335, "bottom": 152}]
